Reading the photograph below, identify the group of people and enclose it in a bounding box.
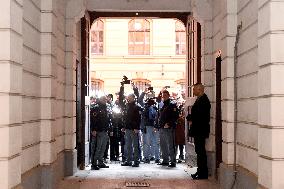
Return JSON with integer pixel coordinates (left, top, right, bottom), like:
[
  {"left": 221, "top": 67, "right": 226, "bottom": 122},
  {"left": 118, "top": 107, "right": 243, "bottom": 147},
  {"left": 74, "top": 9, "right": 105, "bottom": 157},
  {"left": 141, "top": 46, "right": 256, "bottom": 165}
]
[{"left": 89, "top": 82, "right": 211, "bottom": 180}]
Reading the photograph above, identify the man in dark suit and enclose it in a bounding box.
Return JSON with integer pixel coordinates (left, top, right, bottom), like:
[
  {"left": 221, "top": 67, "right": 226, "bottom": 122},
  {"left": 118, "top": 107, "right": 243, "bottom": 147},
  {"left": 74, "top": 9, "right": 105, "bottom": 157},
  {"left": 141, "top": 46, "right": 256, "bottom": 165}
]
[{"left": 187, "top": 83, "right": 211, "bottom": 179}]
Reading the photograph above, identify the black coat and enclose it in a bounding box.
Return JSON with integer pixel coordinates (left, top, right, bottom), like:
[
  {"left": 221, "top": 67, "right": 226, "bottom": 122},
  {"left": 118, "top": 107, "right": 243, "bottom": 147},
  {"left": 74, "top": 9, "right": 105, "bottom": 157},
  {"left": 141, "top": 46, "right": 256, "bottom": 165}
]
[
  {"left": 187, "top": 94, "right": 211, "bottom": 138},
  {"left": 158, "top": 99, "right": 179, "bottom": 129},
  {"left": 124, "top": 102, "right": 141, "bottom": 130},
  {"left": 90, "top": 103, "right": 112, "bottom": 132}
]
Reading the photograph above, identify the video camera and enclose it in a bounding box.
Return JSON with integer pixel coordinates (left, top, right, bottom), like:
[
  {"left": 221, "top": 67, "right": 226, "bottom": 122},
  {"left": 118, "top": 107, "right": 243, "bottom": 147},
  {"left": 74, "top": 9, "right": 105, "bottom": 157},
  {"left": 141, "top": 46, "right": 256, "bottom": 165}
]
[
  {"left": 120, "top": 75, "right": 131, "bottom": 85},
  {"left": 145, "top": 97, "right": 156, "bottom": 106}
]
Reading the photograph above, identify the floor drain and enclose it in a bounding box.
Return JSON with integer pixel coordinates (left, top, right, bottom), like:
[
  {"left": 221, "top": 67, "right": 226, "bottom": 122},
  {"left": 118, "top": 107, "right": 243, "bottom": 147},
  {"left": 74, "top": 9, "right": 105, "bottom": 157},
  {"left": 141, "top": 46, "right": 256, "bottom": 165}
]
[{"left": 125, "top": 181, "right": 150, "bottom": 187}]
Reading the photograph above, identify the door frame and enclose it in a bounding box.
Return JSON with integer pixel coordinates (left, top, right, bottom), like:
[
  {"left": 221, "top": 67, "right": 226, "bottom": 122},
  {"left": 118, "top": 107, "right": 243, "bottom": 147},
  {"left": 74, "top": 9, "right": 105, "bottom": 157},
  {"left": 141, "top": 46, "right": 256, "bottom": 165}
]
[
  {"left": 215, "top": 53, "right": 222, "bottom": 176},
  {"left": 77, "top": 11, "right": 203, "bottom": 168},
  {"left": 77, "top": 12, "right": 91, "bottom": 170}
]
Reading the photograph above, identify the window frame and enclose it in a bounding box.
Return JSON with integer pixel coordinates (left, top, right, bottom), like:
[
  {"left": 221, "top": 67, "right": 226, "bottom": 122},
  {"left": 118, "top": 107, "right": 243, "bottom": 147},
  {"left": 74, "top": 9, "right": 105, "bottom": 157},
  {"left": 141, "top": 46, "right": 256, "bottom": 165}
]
[
  {"left": 128, "top": 19, "right": 151, "bottom": 55},
  {"left": 175, "top": 20, "right": 186, "bottom": 55},
  {"left": 90, "top": 19, "right": 104, "bottom": 55}
]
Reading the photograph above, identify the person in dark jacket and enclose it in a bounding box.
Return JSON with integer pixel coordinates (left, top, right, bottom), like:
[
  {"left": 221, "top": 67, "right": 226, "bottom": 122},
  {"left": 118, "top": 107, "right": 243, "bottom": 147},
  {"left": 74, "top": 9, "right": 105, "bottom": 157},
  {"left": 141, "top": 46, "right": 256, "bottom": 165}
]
[
  {"left": 90, "top": 96, "right": 112, "bottom": 170},
  {"left": 142, "top": 98, "right": 159, "bottom": 163},
  {"left": 121, "top": 93, "right": 141, "bottom": 167},
  {"left": 175, "top": 108, "right": 185, "bottom": 162},
  {"left": 157, "top": 90, "right": 179, "bottom": 167},
  {"left": 187, "top": 83, "right": 211, "bottom": 179}
]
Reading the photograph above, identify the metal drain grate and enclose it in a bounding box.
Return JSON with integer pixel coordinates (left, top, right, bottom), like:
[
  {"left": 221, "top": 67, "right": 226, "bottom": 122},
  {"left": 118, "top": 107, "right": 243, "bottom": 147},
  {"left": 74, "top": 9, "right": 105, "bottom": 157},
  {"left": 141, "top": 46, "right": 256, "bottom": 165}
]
[{"left": 125, "top": 181, "right": 150, "bottom": 187}]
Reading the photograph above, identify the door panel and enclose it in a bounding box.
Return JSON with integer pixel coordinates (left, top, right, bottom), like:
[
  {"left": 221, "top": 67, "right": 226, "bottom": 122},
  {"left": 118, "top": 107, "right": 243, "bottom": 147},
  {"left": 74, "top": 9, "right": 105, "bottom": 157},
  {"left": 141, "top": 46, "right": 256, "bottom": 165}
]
[
  {"left": 84, "top": 12, "right": 91, "bottom": 167},
  {"left": 215, "top": 55, "right": 222, "bottom": 173},
  {"left": 78, "top": 12, "right": 91, "bottom": 169},
  {"left": 186, "top": 18, "right": 201, "bottom": 98},
  {"left": 185, "top": 17, "right": 202, "bottom": 142}
]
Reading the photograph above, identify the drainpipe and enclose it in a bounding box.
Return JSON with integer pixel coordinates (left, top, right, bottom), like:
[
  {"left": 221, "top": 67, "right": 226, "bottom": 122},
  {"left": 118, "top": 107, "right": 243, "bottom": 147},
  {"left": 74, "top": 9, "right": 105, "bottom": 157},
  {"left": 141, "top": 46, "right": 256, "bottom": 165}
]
[{"left": 231, "top": 22, "right": 242, "bottom": 189}]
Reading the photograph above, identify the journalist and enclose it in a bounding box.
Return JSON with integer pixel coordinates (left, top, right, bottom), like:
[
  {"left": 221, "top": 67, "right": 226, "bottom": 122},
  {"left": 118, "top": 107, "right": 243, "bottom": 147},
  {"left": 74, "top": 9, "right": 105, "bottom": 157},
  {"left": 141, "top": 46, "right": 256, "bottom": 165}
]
[
  {"left": 90, "top": 96, "right": 112, "bottom": 170},
  {"left": 121, "top": 93, "right": 141, "bottom": 167}
]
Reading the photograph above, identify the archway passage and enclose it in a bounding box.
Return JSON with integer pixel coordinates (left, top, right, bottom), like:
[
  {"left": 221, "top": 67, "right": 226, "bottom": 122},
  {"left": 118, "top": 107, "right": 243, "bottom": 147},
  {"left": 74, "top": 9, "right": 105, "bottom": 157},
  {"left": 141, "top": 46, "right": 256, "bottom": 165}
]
[
  {"left": 77, "top": 11, "right": 194, "bottom": 169},
  {"left": 73, "top": 10, "right": 215, "bottom": 189}
]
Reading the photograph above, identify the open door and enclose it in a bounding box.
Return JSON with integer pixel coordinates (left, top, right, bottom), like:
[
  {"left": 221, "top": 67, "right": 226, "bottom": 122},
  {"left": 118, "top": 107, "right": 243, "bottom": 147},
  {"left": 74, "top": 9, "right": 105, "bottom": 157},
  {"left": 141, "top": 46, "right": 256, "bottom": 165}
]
[
  {"left": 185, "top": 17, "right": 202, "bottom": 142},
  {"left": 215, "top": 54, "right": 222, "bottom": 176},
  {"left": 77, "top": 12, "right": 91, "bottom": 169},
  {"left": 186, "top": 17, "right": 201, "bottom": 98}
]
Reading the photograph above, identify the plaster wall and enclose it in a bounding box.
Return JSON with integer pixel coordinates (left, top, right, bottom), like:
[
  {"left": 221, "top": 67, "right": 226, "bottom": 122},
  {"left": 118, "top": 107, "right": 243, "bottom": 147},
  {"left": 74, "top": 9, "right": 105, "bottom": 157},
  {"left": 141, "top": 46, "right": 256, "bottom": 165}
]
[
  {"left": 0, "top": 0, "right": 78, "bottom": 188},
  {"left": 1, "top": 0, "right": 284, "bottom": 188}
]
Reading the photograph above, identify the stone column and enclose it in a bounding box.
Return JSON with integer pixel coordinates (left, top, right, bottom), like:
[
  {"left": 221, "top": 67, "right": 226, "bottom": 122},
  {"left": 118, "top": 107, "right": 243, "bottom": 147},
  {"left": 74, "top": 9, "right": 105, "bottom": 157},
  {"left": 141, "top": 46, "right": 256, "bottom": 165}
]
[
  {"left": 190, "top": 1, "right": 215, "bottom": 175},
  {"left": 64, "top": 16, "right": 78, "bottom": 176},
  {"left": 219, "top": 0, "right": 237, "bottom": 169},
  {"left": 40, "top": 0, "right": 57, "bottom": 174},
  {"left": 0, "top": 0, "right": 23, "bottom": 188},
  {"left": 258, "top": 0, "right": 284, "bottom": 189},
  {"left": 64, "top": 0, "right": 86, "bottom": 175}
]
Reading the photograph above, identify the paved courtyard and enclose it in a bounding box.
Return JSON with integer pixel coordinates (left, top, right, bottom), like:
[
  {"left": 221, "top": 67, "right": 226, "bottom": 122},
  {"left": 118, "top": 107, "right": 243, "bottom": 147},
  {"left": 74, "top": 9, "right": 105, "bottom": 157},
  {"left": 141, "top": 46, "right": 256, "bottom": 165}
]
[{"left": 58, "top": 162, "right": 220, "bottom": 189}]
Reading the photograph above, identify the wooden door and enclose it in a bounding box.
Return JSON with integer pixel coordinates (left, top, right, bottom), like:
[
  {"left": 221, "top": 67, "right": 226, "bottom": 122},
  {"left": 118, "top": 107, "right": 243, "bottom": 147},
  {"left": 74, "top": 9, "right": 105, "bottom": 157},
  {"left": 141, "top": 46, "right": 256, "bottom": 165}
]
[
  {"left": 186, "top": 18, "right": 201, "bottom": 98},
  {"left": 185, "top": 17, "right": 202, "bottom": 142},
  {"left": 77, "top": 12, "right": 91, "bottom": 169},
  {"left": 215, "top": 55, "right": 222, "bottom": 174}
]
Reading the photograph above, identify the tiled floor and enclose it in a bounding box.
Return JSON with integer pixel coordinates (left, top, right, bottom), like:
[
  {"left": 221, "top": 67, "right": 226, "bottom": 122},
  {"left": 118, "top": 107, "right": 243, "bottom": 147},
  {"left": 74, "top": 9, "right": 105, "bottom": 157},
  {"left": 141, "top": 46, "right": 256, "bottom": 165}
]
[{"left": 58, "top": 162, "right": 220, "bottom": 189}]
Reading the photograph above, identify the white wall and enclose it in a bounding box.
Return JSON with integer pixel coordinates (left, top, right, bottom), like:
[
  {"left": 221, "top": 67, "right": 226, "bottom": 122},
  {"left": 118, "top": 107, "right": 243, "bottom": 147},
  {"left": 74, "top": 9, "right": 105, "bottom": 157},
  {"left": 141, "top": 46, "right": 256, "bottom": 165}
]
[
  {"left": 0, "top": 0, "right": 78, "bottom": 188},
  {"left": 236, "top": 0, "right": 259, "bottom": 175},
  {"left": 0, "top": 0, "right": 23, "bottom": 188},
  {"left": 194, "top": 1, "right": 284, "bottom": 188},
  {"left": 22, "top": 0, "right": 41, "bottom": 175}
]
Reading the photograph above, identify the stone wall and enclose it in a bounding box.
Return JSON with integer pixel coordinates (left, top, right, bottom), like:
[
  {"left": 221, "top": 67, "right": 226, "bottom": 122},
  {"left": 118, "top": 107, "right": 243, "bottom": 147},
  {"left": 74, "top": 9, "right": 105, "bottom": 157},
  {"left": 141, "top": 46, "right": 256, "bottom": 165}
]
[
  {"left": 0, "top": 0, "right": 78, "bottom": 188},
  {"left": 0, "top": 0, "right": 23, "bottom": 188},
  {"left": 257, "top": 0, "right": 284, "bottom": 188},
  {"left": 193, "top": 0, "right": 284, "bottom": 188},
  {"left": 1, "top": 0, "right": 284, "bottom": 188},
  {"left": 22, "top": 0, "right": 41, "bottom": 184}
]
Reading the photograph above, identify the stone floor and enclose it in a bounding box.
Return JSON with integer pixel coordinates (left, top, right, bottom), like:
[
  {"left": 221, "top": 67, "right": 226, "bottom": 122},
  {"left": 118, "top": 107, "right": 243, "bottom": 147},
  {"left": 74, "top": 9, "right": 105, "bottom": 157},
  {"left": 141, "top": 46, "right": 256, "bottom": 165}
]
[{"left": 58, "top": 161, "right": 220, "bottom": 189}]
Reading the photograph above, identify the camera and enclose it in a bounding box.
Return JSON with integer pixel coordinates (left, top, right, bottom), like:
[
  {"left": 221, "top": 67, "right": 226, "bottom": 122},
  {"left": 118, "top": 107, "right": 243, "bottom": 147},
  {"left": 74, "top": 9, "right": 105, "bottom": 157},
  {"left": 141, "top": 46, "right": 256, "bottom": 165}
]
[
  {"left": 121, "top": 75, "right": 131, "bottom": 85},
  {"left": 145, "top": 98, "right": 156, "bottom": 106}
]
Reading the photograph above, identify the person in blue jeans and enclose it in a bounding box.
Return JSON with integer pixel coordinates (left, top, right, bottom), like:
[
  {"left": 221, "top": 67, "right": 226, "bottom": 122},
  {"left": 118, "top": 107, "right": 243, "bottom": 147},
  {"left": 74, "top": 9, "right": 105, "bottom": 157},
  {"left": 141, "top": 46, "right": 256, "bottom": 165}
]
[
  {"left": 121, "top": 93, "right": 141, "bottom": 167},
  {"left": 142, "top": 98, "right": 160, "bottom": 163},
  {"left": 156, "top": 90, "right": 179, "bottom": 167}
]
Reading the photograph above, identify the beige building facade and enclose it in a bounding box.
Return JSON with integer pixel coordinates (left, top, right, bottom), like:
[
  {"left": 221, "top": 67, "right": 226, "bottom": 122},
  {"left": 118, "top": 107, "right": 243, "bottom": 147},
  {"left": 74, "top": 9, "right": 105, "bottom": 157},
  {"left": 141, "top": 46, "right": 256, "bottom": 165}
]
[
  {"left": 0, "top": 0, "right": 284, "bottom": 189},
  {"left": 90, "top": 18, "right": 186, "bottom": 97}
]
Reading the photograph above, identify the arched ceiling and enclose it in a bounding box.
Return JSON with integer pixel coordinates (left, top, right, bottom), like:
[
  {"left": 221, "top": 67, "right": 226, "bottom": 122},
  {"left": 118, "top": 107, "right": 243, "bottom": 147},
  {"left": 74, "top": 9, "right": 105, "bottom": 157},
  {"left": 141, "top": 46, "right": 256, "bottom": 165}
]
[{"left": 86, "top": 0, "right": 192, "bottom": 12}]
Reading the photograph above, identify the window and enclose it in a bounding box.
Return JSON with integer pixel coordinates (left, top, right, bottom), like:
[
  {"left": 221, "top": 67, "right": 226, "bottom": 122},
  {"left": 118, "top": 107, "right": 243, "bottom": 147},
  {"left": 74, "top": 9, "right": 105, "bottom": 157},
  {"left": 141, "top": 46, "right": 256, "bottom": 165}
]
[
  {"left": 91, "top": 78, "right": 104, "bottom": 96},
  {"left": 187, "top": 19, "right": 201, "bottom": 97},
  {"left": 176, "top": 79, "right": 186, "bottom": 91},
  {"left": 132, "top": 79, "right": 151, "bottom": 93},
  {"left": 90, "top": 20, "right": 104, "bottom": 55},
  {"left": 175, "top": 20, "right": 186, "bottom": 55},
  {"left": 128, "top": 19, "right": 150, "bottom": 55}
]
